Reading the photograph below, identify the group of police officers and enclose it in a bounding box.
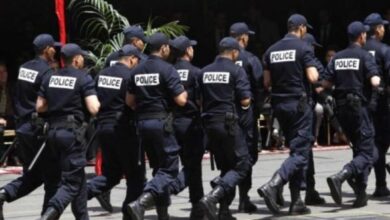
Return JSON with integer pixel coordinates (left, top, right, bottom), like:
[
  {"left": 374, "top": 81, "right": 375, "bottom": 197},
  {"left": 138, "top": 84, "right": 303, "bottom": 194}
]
[{"left": 0, "top": 11, "right": 388, "bottom": 220}]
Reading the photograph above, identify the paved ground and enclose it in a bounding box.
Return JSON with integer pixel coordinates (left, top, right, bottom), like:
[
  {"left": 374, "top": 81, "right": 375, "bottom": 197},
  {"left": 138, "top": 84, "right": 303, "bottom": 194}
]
[{"left": 2, "top": 147, "right": 390, "bottom": 219}]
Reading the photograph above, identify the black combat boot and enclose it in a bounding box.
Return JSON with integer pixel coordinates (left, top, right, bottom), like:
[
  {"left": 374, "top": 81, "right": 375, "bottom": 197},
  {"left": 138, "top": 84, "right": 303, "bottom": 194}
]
[
  {"left": 189, "top": 202, "right": 205, "bottom": 220},
  {"left": 257, "top": 172, "right": 285, "bottom": 214},
  {"left": 0, "top": 189, "right": 8, "bottom": 220},
  {"left": 347, "top": 177, "right": 358, "bottom": 194},
  {"left": 126, "top": 192, "right": 155, "bottom": 220},
  {"left": 276, "top": 186, "right": 285, "bottom": 207},
  {"left": 199, "top": 186, "right": 225, "bottom": 220},
  {"left": 326, "top": 168, "right": 352, "bottom": 205},
  {"left": 305, "top": 188, "right": 325, "bottom": 205},
  {"left": 96, "top": 190, "right": 113, "bottom": 212},
  {"left": 238, "top": 186, "right": 257, "bottom": 213},
  {"left": 352, "top": 189, "right": 368, "bottom": 208},
  {"left": 40, "top": 207, "right": 59, "bottom": 220},
  {"left": 289, "top": 188, "right": 311, "bottom": 215},
  {"left": 156, "top": 206, "right": 170, "bottom": 220},
  {"left": 218, "top": 200, "right": 236, "bottom": 220},
  {"left": 372, "top": 185, "right": 390, "bottom": 197}
]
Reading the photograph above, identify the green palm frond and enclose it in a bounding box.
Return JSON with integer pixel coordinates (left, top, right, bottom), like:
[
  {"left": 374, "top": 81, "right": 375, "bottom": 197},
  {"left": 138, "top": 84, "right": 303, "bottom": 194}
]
[
  {"left": 68, "top": 0, "right": 189, "bottom": 73},
  {"left": 68, "top": 0, "right": 129, "bottom": 39}
]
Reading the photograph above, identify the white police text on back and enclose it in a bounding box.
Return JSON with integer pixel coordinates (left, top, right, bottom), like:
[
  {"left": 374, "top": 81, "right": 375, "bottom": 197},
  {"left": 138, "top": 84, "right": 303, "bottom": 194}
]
[
  {"left": 49, "top": 76, "right": 77, "bottom": 90},
  {"left": 270, "top": 50, "right": 296, "bottom": 63},
  {"left": 135, "top": 73, "right": 160, "bottom": 86},
  {"left": 18, "top": 68, "right": 39, "bottom": 83},
  {"left": 203, "top": 72, "right": 230, "bottom": 84},
  {"left": 177, "top": 69, "right": 189, "bottom": 81},
  {"left": 98, "top": 75, "right": 122, "bottom": 90},
  {"left": 335, "top": 59, "right": 360, "bottom": 70}
]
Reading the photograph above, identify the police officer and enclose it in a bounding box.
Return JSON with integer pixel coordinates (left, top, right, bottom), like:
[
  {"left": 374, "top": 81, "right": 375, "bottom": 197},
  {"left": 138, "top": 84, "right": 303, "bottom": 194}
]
[
  {"left": 37, "top": 43, "right": 100, "bottom": 219},
  {"left": 363, "top": 13, "right": 390, "bottom": 197},
  {"left": 198, "top": 37, "right": 252, "bottom": 220},
  {"left": 258, "top": 14, "right": 319, "bottom": 215},
  {"left": 322, "top": 21, "right": 380, "bottom": 208},
  {"left": 0, "top": 34, "right": 61, "bottom": 219},
  {"left": 125, "top": 32, "right": 187, "bottom": 220},
  {"left": 105, "top": 25, "right": 148, "bottom": 67},
  {"left": 167, "top": 36, "right": 205, "bottom": 220},
  {"left": 302, "top": 33, "right": 327, "bottom": 205},
  {"left": 86, "top": 45, "right": 145, "bottom": 218},
  {"left": 229, "top": 22, "right": 263, "bottom": 213}
]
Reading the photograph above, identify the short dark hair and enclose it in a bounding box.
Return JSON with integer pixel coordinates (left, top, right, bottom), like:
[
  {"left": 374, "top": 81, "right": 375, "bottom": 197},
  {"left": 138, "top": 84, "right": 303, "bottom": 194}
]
[
  {"left": 34, "top": 46, "right": 45, "bottom": 56},
  {"left": 288, "top": 25, "right": 300, "bottom": 33},
  {"left": 368, "top": 24, "right": 380, "bottom": 36},
  {"left": 123, "top": 37, "right": 138, "bottom": 46},
  {"left": 219, "top": 47, "right": 236, "bottom": 55},
  {"left": 62, "top": 54, "right": 74, "bottom": 65},
  {"left": 148, "top": 44, "right": 164, "bottom": 54}
]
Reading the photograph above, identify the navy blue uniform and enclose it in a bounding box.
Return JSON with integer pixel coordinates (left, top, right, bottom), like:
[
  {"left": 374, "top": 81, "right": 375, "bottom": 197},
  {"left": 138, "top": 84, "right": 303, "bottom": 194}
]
[
  {"left": 39, "top": 67, "right": 97, "bottom": 219},
  {"left": 324, "top": 43, "right": 379, "bottom": 190},
  {"left": 199, "top": 56, "right": 252, "bottom": 204},
  {"left": 87, "top": 63, "right": 145, "bottom": 213},
  {"left": 363, "top": 37, "right": 390, "bottom": 190},
  {"left": 263, "top": 33, "right": 317, "bottom": 190},
  {"left": 127, "top": 55, "right": 184, "bottom": 206},
  {"left": 2, "top": 58, "right": 59, "bottom": 213},
  {"left": 167, "top": 59, "right": 204, "bottom": 204}
]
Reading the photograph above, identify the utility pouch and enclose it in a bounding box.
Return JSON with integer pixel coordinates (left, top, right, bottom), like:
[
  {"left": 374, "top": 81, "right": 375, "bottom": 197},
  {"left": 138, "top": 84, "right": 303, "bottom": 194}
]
[
  {"left": 224, "top": 112, "right": 237, "bottom": 136},
  {"left": 346, "top": 93, "right": 361, "bottom": 112},
  {"left": 163, "top": 113, "right": 174, "bottom": 134}
]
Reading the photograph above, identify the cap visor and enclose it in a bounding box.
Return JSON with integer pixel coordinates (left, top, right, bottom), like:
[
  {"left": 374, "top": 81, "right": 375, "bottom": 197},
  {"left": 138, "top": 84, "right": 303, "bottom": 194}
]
[
  {"left": 383, "top": 20, "right": 389, "bottom": 25},
  {"left": 313, "top": 42, "right": 323, "bottom": 48},
  {"left": 190, "top": 40, "right": 197, "bottom": 46},
  {"left": 364, "top": 25, "right": 370, "bottom": 32},
  {"left": 248, "top": 30, "right": 255, "bottom": 35},
  {"left": 54, "top": 42, "right": 62, "bottom": 47},
  {"left": 81, "top": 50, "right": 89, "bottom": 56}
]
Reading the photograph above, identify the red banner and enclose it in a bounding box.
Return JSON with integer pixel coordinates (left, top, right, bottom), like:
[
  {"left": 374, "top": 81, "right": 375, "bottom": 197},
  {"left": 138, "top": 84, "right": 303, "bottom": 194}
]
[{"left": 55, "top": 0, "right": 66, "bottom": 45}]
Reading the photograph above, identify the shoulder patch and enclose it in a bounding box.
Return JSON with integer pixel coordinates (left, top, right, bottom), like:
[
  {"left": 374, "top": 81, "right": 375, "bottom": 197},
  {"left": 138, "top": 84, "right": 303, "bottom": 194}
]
[
  {"left": 235, "top": 60, "right": 243, "bottom": 67},
  {"left": 270, "top": 50, "right": 296, "bottom": 63},
  {"left": 49, "top": 76, "right": 77, "bottom": 90},
  {"left": 203, "top": 72, "right": 230, "bottom": 84},
  {"left": 177, "top": 69, "right": 189, "bottom": 81},
  {"left": 98, "top": 75, "right": 122, "bottom": 90},
  {"left": 334, "top": 58, "right": 360, "bottom": 70},
  {"left": 135, "top": 73, "right": 160, "bottom": 86},
  {"left": 18, "top": 68, "right": 39, "bottom": 83}
]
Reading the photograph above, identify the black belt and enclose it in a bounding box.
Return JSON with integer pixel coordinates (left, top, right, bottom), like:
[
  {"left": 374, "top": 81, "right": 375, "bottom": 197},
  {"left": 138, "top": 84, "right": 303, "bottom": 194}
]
[
  {"left": 137, "top": 112, "right": 169, "bottom": 120},
  {"left": 48, "top": 115, "right": 81, "bottom": 129}
]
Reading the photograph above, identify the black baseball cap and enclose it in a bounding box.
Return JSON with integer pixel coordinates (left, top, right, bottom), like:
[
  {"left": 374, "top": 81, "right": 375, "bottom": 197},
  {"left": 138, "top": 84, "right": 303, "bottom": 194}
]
[
  {"left": 146, "top": 32, "right": 171, "bottom": 48},
  {"left": 229, "top": 22, "right": 255, "bottom": 35},
  {"left": 219, "top": 37, "right": 240, "bottom": 50},
  {"left": 61, "top": 43, "right": 89, "bottom": 58},
  {"left": 347, "top": 21, "right": 369, "bottom": 39},
  {"left": 123, "top": 25, "right": 146, "bottom": 41},
  {"left": 303, "top": 33, "right": 322, "bottom": 47},
  {"left": 169, "top": 36, "right": 197, "bottom": 52},
  {"left": 364, "top": 13, "right": 389, "bottom": 26},
  {"left": 33, "top": 34, "right": 61, "bottom": 50},
  {"left": 118, "top": 45, "right": 141, "bottom": 58},
  {"left": 288, "top": 14, "right": 313, "bottom": 29}
]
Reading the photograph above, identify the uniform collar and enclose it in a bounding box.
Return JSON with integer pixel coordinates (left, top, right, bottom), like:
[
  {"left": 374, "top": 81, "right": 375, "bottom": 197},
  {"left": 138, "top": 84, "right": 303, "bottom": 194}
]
[
  {"left": 284, "top": 33, "right": 300, "bottom": 40},
  {"left": 368, "top": 36, "right": 381, "bottom": 42},
  {"left": 36, "top": 57, "right": 50, "bottom": 65},
  {"left": 215, "top": 56, "right": 233, "bottom": 63},
  {"left": 149, "top": 54, "right": 164, "bottom": 61},
  {"left": 348, "top": 42, "right": 362, "bottom": 49}
]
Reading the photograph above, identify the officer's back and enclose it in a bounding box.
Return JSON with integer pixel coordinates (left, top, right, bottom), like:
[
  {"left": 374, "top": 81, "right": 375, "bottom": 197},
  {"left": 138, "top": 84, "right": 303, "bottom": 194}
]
[
  {"left": 14, "top": 34, "right": 60, "bottom": 119},
  {"left": 200, "top": 37, "right": 251, "bottom": 115},
  {"left": 264, "top": 33, "right": 316, "bottom": 97}
]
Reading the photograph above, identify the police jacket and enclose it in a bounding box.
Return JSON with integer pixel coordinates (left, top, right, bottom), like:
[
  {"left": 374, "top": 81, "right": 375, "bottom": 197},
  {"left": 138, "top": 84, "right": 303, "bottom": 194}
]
[
  {"left": 96, "top": 62, "right": 134, "bottom": 123},
  {"left": 323, "top": 43, "right": 379, "bottom": 102},
  {"left": 263, "top": 33, "right": 317, "bottom": 97},
  {"left": 38, "top": 66, "right": 97, "bottom": 122},
  {"left": 363, "top": 37, "right": 389, "bottom": 83},
  {"left": 127, "top": 55, "right": 184, "bottom": 115},
  {"left": 173, "top": 59, "right": 201, "bottom": 117},
  {"left": 236, "top": 48, "right": 263, "bottom": 103},
  {"left": 14, "top": 57, "right": 53, "bottom": 119},
  {"left": 199, "top": 56, "right": 251, "bottom": 116}
]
